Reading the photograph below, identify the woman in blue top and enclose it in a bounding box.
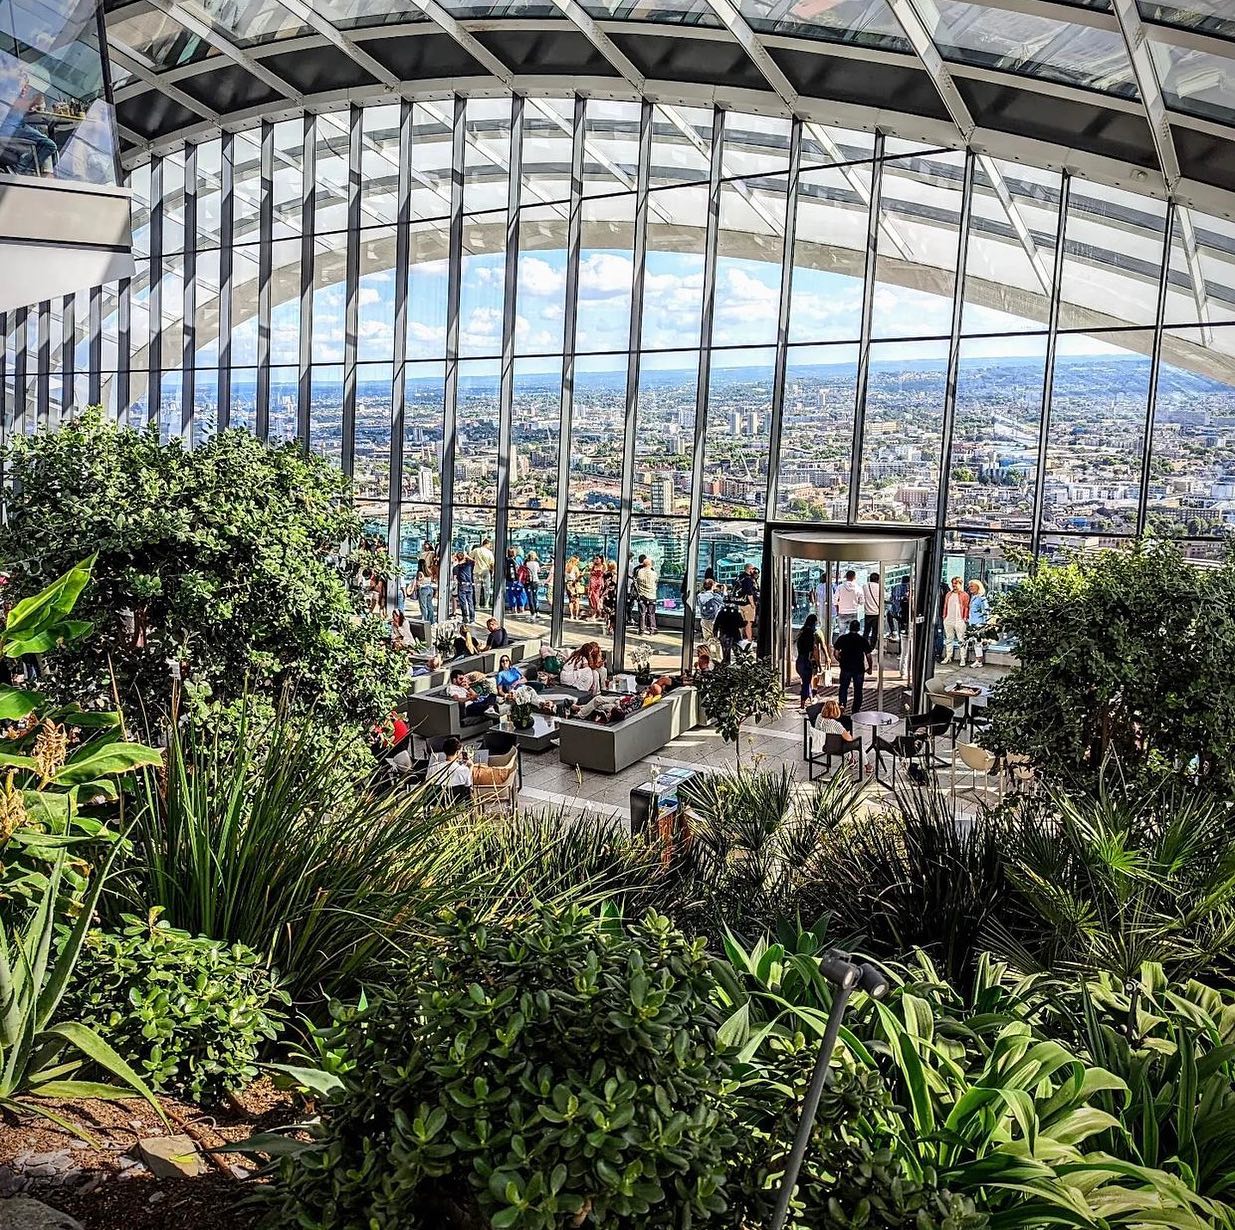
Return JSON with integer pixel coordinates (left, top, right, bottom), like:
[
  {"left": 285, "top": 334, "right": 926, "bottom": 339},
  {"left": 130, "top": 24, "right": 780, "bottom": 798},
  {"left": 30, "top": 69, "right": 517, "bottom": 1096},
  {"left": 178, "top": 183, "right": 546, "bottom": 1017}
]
[
  {"left": 495, "top": 655, "right": 529, "bottom": 697},
  {"left": 966, "top": 580, "right": 990, "bottom": 666}
]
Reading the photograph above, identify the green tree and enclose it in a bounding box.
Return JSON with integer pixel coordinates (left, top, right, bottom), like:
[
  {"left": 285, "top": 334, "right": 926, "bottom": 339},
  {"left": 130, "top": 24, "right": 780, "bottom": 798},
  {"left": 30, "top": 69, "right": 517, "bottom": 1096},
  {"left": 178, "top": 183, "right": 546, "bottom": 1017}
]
[
  {"left": 982, "top": 539, "right": 1235, "bottom": 791},
  {"left": 0, "top": 409, "right": 405, "bottom": 738}
]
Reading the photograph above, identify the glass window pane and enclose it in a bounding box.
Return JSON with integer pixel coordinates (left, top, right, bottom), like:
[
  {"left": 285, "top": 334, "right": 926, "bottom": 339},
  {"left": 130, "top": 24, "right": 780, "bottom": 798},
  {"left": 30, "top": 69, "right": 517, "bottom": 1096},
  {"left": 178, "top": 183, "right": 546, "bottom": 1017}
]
[
  {"left": 1151, "top": 40, "right": 1235, "bottom": 126},
  {"left": 195, "top": 139, "right": 222, "bottom": 248},
  {"left": 512, "top": 358, "right": 562, "bottom": 509},
  {"left": 1042, "top": 331, "right": 1154, "bottom": 535},
  {"left": 463, "top": 97, "right": 512, "bottom": 215},
  {"left": 962, "top": 158, "right": 1061, "bottom": 334},
  {"left": 312, "top": 232, "right": 346, "bottom": 362},
  {"left": 872, "top": 151, "right": 966, "bottom": 340},
  {"left": 1058, "top": 180, "right": 1167, "bottom": 330},
  {"left": 232, "top": 129, "right": 262, "bottom": 246},
  {"left": 357, "top": 227, "right": 397, "bottom": 362},
  {"left": 1147, "top": 324, "right": 1235, "bottom": 538},
  {"left": 649, "top": 104, "right": 712, "bottom": 189},
  {"left": 713, "top": 179, "right": 786, "bottom": 349},
  {"left": 923, "top": 1, "right": 1138, "bottom": 97},
  {"left": 516, "top": 207, "right": 568, "bottom": 355},
  {"left": 399, "top": 504, "right": 442, "bottom": 580},
  {"left": 561, "top": 511, "right": 619, "bottom": 659},
  {"left": 160, "top": 150, "right": 185, "bottom": 255},
  {"left": 789, "top": 162, "right": 871, "bottom": 344},
  {"left": 407, "top": 222, "right": 449, "bottom": 360},
  {"left": 946, "top": 337, "right": 1046, "bottom": 530},
  {"left": 636, "top": 353, "right": 696, "bottom": 517},
  {"left": 158, "top": 254, "right": 183, "bottom": 368},
  {"left": 309, "top": 363, "right": 344, "bottom": 461},
  {"left": 741, "top": 0, "right": 909, "bottom": 53},
  {"left": 270, "top": 366, "right": 301, "bottom": 443},
  {"left": 313, "top": 113, "right": 351, "bottom": 234},
  {"left": 454, "top": 358, "right": 500, "bottom": 505},
  {"left": 721, "top": 113, "right": 792, "bottom": 179},
  {"left": 1141, "top": 1, "right": 1235, "bottom": 39},
  {"left": 583, "top": 99, "right": 642, "bottom": 197},
  {"left": 403, "top": 361, "right": 446, "bottom": 503},
  {"left": 409, "top": 103, "right": 454, "bottom": 221},
  {"left": 231, "top": 242, "right": 259, "bottom": 365},
  {"left": 1163, "top": 207, "right": 1235, "bottom": 331},
  {"left": 193, "top": 369, "right": 218, "bottom": 442},
  {"left": 458, "top": 213, "right": 505, "bottom": 358},
  {"left": 229, "top": 365, "right": 258, "bottom": 434},
  {"left": 628, "top": 516, "right": 689, "bottom": 672},
  {"left": 194, "top": 248, "right": 220, "bottom": 366},
  {"left": 775, "top": 343, "right": 859, "bottom": 520},
  {"left": 272, "top": 119, "right": 303, "bottom": 239},
  {"left": 702, "top": 347, "right": 775, "bottom": 519},
  {"left": 354, "top": 362, "right": 393, "bottom": 508},
  {"left": 643, "top": 185, "right": 707, "bottom": 349},
  {"left": 577, "top": 193, "right": 635, "bottom": 353},
  {"left": 569, "top": 354, "right": 626, "bottom": 509},
  {"left": 270, "top": 237, "right": 301, "bottom": 365},
  {"left": 858, "top": 338, "right": 950, "bottom": 524},
  {"left": 522, "top": 97, "right": 575, "bottom": 205},
  {"left": 361, "top": 103, "right": 401, "bottom": 226}
]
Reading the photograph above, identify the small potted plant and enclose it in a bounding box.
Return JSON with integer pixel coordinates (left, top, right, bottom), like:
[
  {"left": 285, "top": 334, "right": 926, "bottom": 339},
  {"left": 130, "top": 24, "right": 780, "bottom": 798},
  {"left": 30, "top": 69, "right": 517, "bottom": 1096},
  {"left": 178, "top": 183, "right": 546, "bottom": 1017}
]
[
  {"left": 630, "top": 643, "right": 653, "bottom": 687},
  {"left": 509, "top": 684, "right": 538, "bottom": 730}
]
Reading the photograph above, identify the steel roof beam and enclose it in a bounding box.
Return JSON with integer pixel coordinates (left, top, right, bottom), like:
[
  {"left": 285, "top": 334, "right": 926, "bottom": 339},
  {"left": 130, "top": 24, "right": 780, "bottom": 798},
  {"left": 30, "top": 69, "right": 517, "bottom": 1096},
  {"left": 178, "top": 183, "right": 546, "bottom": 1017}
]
[
  {"left": 409, "top": 0, "right": 517, "bottom": 86},
  {"left": 699, "top": 0, "right": 798, "bottom": 112},
  {"left": 141, "top": 0, "right": 300, "bottom": 99},
  {"left": 274, "top": 0, "right": 402, "bottom": 89},
  {"left": 545, "top": 0, "right": 646, "bottom": 91},
  {"left": 109, "top": 38, "right": 220, "bottom": 123},
  {"left": 881, "top": 2, "right": 1052, "bottom": 298},
  {"left": 1111, "top": 0, "right": 1211, "bottom": 332}
]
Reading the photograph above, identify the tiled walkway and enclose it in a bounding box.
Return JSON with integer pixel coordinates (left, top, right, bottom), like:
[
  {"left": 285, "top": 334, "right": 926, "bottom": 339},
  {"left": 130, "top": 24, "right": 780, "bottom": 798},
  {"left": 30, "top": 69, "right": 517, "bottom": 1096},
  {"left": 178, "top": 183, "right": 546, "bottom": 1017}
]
[{"left": 513, "top": 654, "right": 1010, "bottom": 823}]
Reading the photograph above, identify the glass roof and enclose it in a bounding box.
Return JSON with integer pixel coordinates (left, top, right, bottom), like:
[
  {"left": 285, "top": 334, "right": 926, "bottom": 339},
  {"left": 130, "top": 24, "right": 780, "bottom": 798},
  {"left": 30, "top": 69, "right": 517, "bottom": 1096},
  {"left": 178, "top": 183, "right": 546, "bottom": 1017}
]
[{"left": 101, "top": 0, "right": 1235, "bottom": 207}]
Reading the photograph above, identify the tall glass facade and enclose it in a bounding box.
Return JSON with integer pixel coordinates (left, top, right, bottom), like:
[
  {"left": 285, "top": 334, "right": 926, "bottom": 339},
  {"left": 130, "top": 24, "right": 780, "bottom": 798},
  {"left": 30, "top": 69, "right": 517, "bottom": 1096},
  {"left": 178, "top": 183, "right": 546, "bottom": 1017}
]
[{"left": 5, "top": 93, "right": 1235, "bottom": 664}]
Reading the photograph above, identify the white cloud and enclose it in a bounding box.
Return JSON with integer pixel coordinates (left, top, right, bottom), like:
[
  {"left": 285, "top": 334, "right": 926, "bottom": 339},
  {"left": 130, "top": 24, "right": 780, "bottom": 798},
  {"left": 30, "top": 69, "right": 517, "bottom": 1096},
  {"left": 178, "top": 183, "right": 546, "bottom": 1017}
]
[
  {"left": 579, "top": 253, "right": 633, "bottom": 299},
  {"left": 358, "top": 287, "right": 383, "bottom": 307},
  {"left": 518, "top": 256, "right": 564, "bottom": 298}
]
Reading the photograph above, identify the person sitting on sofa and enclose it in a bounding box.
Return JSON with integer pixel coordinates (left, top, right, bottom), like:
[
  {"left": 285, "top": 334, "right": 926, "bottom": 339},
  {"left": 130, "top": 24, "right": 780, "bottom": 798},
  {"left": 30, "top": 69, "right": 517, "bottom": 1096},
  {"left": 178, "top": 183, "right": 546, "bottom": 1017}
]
[
  {"left": 411, "top": 653, "right": 443, "bottom": 679},
  {"left": 446, "top": 671, "right": 500, "bottom": 719},
  {"left": 484, "top": 618, "right": 510, "bottom": 650},
  {"left": 428, "top": 736, "right": 517, "bottom": 789},
  {"left": 559, "top": 642, "right": 608, "bottom": 695},
  {"left": 494, "top": 655, "right": 545, "bottom": 696},
  {"left": 451, "top": 628, "right": 480, "bottom": 660},
  {"left": 570, "top": 692, "right": 639, "bottom": 723}
]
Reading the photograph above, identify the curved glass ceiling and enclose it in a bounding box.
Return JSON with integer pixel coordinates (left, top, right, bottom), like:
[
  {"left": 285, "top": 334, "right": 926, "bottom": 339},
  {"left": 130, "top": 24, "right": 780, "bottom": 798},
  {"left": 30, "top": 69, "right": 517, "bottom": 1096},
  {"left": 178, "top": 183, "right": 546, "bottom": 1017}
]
[{"left": 100, "top": 0, "right": 1235, "bottom": 203}]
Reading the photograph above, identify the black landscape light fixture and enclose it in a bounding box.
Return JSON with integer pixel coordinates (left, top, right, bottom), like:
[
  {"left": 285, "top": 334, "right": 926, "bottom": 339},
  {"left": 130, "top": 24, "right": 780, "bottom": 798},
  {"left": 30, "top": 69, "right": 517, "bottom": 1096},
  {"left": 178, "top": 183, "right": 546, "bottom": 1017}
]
[{"left": 768, "top": 953, "right": 891, "bottom": 1230}]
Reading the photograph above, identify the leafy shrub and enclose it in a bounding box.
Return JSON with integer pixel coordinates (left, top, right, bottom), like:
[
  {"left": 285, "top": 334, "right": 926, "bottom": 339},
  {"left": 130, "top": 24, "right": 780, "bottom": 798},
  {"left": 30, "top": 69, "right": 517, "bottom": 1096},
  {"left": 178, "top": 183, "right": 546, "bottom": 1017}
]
[
  {"left": 62, "top": 909, "right": 289, "bottom": 1103},
  {"left": 0, "top": 408, "right": 407, "bottom": 739},
  {"left": 728, "top": 1048, "right": 986, "bottom": 1230},
  {"left": 693, "top": 653, "right": 783, "bottom": 752},
  {"left": 268, "top": 904, "right": 738, "bottom": 1230},
  {"left": 112, "top": 704, "right": 468, "bottom": 1005}
]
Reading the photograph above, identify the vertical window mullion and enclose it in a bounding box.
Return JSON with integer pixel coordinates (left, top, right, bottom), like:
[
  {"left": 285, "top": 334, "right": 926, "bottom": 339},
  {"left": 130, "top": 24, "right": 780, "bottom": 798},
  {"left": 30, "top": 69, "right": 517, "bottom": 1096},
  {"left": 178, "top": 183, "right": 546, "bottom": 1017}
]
[
  {"left": 61, "top": 293, "right": 75, "bottom": 420},
  {"left": 88, "top": 285, "right": 102, "bottom": 406},
  {"left": 14, "top": 307, "right": 27, "bottom": 436},
  {"left": 493, "top": 94, "right": 523, "bottom": 620},
  {"left": 342, "top": 104, "right": 362, "bottom": 478},
  {"left": 182, "top": 142, "right": 197, "bottom": 442},
  {"left": 613, "top": 99, "right": 653, "bottom": 670},
  {"left": 36, "top": 299, "right": 50, "bottom": 430},
  {"left": 148, "top": 156, "right": 163, "bottom": 430},
  {"left": 1030, "top": 173, "right": 1071, "bottom": 559},
  {"left": 256, "top": 120, "right": 274, "bottom": 442},
  {"left": 551, "top": 94, "right": 585, "bottom": 650},
  {"left": 847, "top": 131, "right": 883, "bottom": 526},
  {"left": 297, "top": 114, "right": 316, "bottom": 449},
  {"left": 117, "top": 277, "right": 131, "bottom": 417},
  {"left": 218, "top": 131, "right": 234, "bottom": 431},
  {"left": 389, "top": 99, "right": 413, "bottom": 594}
]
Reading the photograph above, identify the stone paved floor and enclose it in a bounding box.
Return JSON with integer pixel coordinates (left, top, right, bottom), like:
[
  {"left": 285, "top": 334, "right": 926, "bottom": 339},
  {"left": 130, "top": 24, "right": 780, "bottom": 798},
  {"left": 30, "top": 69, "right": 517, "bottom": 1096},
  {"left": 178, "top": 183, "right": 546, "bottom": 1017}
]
[{"left": 512, "top": 650, "right": 1011, "bottom": 825}]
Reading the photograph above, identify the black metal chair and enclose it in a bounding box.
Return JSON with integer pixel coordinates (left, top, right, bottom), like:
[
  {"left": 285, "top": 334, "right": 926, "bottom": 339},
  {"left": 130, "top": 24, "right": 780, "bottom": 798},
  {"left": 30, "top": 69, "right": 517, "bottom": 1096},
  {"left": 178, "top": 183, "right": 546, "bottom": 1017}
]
[
  {"left": 907, "top": 703, "right": 956, "bottom": 768},
  {"left": 872, "top": 731, "right": 931, "bottom": 789},
  {"left": 807, "top": 725, "right": 863, "bottom": 781}
]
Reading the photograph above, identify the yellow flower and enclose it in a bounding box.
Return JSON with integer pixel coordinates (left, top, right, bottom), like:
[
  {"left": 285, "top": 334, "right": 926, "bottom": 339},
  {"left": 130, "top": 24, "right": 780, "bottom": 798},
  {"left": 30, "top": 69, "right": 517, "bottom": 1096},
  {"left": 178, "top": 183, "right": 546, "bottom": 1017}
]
[
  {"left": 0, "top": 771, "right": 26, "bottom": 842},
  {"left": 32, "top": 720, "right": 69, "bottom": 784}
]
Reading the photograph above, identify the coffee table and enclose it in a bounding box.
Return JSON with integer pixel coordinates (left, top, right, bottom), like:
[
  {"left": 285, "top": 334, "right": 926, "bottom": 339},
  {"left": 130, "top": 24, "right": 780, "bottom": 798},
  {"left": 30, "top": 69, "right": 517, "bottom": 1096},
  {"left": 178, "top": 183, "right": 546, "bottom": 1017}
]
[{"left": 507, "top": 714, "right": 559, "bottom": 753}]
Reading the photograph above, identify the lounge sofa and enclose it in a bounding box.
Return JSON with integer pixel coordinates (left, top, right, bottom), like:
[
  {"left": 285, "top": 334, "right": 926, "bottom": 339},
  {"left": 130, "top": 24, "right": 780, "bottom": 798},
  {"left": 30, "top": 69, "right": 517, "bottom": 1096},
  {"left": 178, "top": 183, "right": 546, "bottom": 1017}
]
[
  {"left": 403, "top": 636, "right": 544, "bottom": 739},
  {"left": 557, "top": 686, "right": 698, "bottom": 775}
]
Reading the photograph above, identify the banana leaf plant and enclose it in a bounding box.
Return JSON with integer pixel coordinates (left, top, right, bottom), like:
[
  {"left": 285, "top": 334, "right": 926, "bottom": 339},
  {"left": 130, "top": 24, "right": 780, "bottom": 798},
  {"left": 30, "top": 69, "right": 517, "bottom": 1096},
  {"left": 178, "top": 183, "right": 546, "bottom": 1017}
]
[
  {"left": 0, "top": 556, "right": 162, "bottom": 909},
  {"left": 1, "top": 841, "right": 167, "bottom": 1137}
]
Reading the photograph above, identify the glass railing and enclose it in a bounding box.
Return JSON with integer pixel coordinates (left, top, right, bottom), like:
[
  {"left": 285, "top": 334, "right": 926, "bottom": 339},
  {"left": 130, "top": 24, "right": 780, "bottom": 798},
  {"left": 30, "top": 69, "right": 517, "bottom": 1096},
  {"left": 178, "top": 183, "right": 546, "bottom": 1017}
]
[{"left": 0, "top": 0, "right": 117, "bottom": 186}]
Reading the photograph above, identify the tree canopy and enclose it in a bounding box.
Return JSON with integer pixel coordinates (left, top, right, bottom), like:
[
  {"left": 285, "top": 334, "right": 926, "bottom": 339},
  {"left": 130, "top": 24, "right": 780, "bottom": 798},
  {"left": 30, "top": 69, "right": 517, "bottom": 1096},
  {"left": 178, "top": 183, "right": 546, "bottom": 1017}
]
[
  {"left": 0, "top": 409, "right": 404, "bottom": 736},
  {"left": 982, "top": 539, "right": 1235, "bottom": 791}
]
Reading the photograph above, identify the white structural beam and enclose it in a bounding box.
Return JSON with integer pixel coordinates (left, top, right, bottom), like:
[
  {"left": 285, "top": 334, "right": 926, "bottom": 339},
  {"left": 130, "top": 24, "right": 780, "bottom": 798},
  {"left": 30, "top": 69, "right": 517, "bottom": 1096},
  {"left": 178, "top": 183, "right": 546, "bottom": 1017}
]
[
  {"left": 700, "top": 0, "right": 799, "bottom": 112},
  {"left": 407, "top": 0, "right": 517, "bottom": 86},
  {"left": 274, "top": 0, "right": 403, "bottom": 90},
  {"left": 545, "top": 0, "right": 647, "bottom": 90},
  {"left": 881, "top": 2, "right": 1052, "bottom": 297},
  {"left": 141, "top": 0, "right": 301, "bottom": 99},
  {"left": 1111, "top": 0, "right": 1211, "bottom": 332},
  {"left": 109, "top": 39, "right": 220, "bottom": 123},
  {"left": 883, "top": 0, "right": 975, "bottom": 141}
]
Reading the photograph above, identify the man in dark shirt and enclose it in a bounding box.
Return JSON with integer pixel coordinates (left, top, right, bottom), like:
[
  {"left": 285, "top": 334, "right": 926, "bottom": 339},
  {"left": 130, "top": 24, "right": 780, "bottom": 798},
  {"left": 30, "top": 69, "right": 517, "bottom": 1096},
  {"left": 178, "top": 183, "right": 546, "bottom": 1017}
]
[
  {"left": 484, "top": 617, "right": 510, "bottom": 650},
  {"left": 714, "top": 601, "right": 745, "bottom": 666},
  {"left": 834, "top": 619, "right": 873, "bottom": 715},
  {"left": 453, "top": 551, "right": 476, "bottom": 622}
]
